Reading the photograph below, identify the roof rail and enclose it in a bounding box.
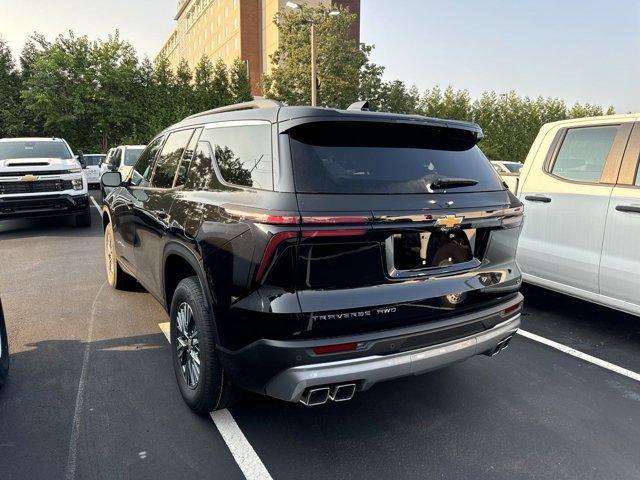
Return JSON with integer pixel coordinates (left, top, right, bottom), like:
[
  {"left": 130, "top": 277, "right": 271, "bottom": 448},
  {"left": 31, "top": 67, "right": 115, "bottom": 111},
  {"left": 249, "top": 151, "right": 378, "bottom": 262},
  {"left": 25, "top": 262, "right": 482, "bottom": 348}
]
[{"left": 184, "top": 97, "right": 285, "bottom": 120}]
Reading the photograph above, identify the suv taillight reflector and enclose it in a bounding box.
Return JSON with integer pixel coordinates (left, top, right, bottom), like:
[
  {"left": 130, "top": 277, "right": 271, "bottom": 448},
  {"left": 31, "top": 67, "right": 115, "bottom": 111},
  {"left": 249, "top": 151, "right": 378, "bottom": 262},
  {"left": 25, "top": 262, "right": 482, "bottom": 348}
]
[
  {"left": 312, "top": 342, "right": 359, "bottom": 355},
  {"left": 302, "top": 229, "right": 367, "bottom": 238},
  {"left": 502, "top": 300, "right": 523, "bottom": 317}
]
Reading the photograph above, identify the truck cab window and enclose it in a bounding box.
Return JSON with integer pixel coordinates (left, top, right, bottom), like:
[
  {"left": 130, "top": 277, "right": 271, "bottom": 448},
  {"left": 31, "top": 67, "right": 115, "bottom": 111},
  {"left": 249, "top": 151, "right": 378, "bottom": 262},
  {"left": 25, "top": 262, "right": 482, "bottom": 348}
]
[{"left": 551, "top": 126, "right": 619, "bottom": 183}]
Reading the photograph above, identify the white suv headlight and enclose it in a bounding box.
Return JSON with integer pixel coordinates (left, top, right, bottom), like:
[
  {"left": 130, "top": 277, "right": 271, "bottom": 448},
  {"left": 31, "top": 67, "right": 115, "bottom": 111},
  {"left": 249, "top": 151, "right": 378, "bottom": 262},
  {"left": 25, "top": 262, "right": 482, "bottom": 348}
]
[
  {"left": 71, "top": 178, "right": 83, "bottom": 190},
  {"left": 69, "top": 168, "right": 82, "bottom": 174}
]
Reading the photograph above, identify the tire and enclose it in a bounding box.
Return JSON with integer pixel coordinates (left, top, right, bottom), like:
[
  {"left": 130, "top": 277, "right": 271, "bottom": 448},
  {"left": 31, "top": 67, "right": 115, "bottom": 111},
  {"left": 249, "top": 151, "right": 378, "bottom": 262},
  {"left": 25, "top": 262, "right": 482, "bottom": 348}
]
[
  {"left": 104, "top": 222, "right": 137, "bottom": 290},
  {"left": 433, "top": 243, "right": 470, "bottom": 308},
  {"left": 0, "top": 301, "right": 9, "bottom": 388},
  {"left": 170, "top": 276, "right": 237, "bottom": 414},
  {"left": 75, "top": 208, "right": 92, "bottom": 227}
]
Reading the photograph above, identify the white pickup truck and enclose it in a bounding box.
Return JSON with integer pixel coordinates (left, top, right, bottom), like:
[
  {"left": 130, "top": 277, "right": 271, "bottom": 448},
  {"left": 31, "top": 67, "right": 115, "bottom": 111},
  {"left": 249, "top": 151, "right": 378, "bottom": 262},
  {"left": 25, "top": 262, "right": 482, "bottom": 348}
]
[
  {"left": 0, "top": 137, "right": 91, "bottom": 227},
  {"left": 516, "top": 113, "right": 640, "bottom": 316}
]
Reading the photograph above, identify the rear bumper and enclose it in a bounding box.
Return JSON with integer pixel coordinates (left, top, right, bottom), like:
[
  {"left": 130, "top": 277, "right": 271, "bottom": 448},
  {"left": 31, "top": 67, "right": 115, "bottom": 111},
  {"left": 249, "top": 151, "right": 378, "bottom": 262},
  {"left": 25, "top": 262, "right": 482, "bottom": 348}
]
[
  {"left": 219, "top": 292, "right": 523, "bottom": 401},
  {"left": 0, "top": 194, "right": 89, "bottom": 219},
  {"left": 266, "top": 314, "right": 520, "bottom": 402}
]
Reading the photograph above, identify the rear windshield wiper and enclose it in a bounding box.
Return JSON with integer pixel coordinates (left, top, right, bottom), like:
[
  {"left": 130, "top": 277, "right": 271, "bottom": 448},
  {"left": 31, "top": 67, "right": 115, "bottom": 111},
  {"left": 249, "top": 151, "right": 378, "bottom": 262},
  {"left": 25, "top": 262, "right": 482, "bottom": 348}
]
[{"left": 430, "top": 177, "right": 479, "bottom": 190}]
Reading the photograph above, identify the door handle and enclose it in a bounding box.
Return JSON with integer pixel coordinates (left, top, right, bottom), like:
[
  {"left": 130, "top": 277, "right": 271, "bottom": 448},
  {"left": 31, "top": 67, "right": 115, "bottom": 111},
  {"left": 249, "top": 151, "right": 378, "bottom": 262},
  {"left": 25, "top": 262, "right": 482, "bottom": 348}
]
[
  {"left": 615, "top": 205, "right": 640, "bottom": 214},
  {"left": 525, "top": 195, "right": 551, "bottom": 203}
]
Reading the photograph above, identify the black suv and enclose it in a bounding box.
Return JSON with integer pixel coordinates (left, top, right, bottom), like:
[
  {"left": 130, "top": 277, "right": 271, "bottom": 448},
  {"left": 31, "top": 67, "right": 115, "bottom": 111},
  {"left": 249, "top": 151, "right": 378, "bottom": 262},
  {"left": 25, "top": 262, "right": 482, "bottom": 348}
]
[{"left": 101, "top": 99, "right": 524, "bottom": 413}]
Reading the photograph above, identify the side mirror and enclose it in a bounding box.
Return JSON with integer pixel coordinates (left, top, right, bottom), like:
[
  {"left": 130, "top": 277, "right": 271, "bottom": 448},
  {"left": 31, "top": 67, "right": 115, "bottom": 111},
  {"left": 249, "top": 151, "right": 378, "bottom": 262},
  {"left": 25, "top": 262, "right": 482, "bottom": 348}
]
[
  {"left": 77, "top": 151, "right": 86, "bottom": 169},
  {"left": 101, "top": 171, "right": 122, "bottom": 188}
]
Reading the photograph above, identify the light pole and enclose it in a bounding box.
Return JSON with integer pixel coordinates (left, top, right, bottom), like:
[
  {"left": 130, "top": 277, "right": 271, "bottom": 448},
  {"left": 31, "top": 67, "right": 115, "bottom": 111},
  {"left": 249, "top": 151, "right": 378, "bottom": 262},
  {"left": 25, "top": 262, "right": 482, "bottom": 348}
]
[{"left": 286, "top": 2, "right": 340, "bottom": 107}]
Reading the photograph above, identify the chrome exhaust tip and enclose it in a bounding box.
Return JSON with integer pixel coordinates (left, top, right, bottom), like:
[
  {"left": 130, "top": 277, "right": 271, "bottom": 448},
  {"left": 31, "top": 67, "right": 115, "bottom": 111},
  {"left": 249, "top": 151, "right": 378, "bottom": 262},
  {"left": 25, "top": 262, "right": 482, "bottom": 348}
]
[
  {"left": 300, "top": 387, "right": 330, "bottom": 406},
  {"left": 485, "top": 335, "right": 513, "bottom": 357},
  {"left": 329, "top": 383, "right": 356, "bottom": 402}
]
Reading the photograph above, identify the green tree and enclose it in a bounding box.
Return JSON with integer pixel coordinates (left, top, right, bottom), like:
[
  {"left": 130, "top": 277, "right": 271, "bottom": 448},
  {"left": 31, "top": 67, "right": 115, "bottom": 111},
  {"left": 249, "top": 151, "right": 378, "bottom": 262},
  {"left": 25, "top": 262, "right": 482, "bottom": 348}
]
[
  {"left": 90, "top": 32, "right": 141, "bottom": 150},
  {"left": 229, "top": 58, "right": 253, "bottom": 103},
  {"left": 151, "top": 55, "right": 178, "bottom": 132},
  {"left": 211, "top": 58, "right": 233, "bottom": 108},
  {"left": 357, "top": 53, "right": 385, "bottom": 108},
  {"left": 262, "top": 4, "right": 377, "bottom": 108},
  {"left": 175, "top": 59, "right": 195, "bottom": 118},
  {"left": 568, "top": 103, "right": 612, "bottom": 118},
  {"left": 21, "top": 32, "right": 96, "bottom": 150},
  {"left": 377, "top": 80, "right": 419, "bottom": 114},
  {"left": 0, "top": 39, "right": 23, "bottom": 137},
  {"left": 125, "top": 57, "right": 156, "bottom": 143},
  {"left": 193, "top": 55, "right": 215, "bottom": 110}
]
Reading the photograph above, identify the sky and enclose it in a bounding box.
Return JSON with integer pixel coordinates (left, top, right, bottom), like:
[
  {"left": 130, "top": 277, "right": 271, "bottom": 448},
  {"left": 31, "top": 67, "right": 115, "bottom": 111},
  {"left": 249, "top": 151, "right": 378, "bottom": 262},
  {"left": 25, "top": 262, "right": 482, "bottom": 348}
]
[{"left": 1, "top": 0, "right": 638, "bottom": 112}]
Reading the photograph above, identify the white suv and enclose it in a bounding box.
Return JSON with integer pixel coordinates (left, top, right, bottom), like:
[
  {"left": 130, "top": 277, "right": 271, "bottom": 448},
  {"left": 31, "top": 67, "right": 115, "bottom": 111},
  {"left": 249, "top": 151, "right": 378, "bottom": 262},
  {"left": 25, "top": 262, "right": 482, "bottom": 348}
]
[
  {"left": 0, "top": 137, "right": 91, "bottom": 227},
  {"left": 100, "top": 145, "right": 145, "bottom": 180},
  {"left": 81, "top": 153, "right": 106, "bottom": 188}
]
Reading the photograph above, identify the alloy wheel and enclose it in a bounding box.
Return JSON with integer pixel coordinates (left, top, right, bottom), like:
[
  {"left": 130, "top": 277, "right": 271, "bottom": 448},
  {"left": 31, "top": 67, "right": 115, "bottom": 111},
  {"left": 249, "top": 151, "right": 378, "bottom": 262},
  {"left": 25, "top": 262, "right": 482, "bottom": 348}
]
[{"left": 175, "top": 302, "right": 201, "bottom": 389}]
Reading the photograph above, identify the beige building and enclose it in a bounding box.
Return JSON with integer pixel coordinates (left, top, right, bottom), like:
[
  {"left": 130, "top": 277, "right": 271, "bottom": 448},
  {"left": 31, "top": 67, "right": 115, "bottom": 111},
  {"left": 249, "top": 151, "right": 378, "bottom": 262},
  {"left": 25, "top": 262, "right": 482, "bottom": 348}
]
[{"left": 158, "top": 0, "right": 360, "bottom": 94}]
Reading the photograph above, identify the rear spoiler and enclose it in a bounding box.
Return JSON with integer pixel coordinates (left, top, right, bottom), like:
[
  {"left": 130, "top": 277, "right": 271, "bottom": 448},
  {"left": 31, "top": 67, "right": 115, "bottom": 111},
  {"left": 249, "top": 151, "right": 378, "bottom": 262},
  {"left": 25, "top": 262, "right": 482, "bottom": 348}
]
[{"left": 279, "top": 117, "right": 484, "bottom": 151}]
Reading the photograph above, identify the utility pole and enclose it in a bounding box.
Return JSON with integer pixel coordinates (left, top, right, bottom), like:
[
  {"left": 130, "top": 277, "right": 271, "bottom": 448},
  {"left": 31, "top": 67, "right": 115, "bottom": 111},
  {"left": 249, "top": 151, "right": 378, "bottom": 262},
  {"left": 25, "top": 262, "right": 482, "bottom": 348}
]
[
  {"left": 286, "top": 2, "right": 340, "bottom": 107},
  {"left": 310, "top": 22, "right": 317, "bottom": 107}
]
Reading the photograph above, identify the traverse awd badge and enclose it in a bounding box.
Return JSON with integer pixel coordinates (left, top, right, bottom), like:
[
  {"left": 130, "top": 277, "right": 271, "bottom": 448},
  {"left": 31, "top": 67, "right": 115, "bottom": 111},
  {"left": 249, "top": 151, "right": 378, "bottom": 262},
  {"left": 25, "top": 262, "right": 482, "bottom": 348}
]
[
  {"left": 435, "top": 214, "right": 464, "bottom": 229},
  {"left": 21, "top": 174, "right": 39, "bottom": 182}
]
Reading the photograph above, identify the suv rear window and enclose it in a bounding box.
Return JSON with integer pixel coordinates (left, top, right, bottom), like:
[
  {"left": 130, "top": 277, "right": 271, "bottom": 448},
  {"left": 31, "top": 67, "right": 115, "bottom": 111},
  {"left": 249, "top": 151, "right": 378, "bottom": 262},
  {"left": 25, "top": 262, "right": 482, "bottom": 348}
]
[{"left": 288, "top": 122, "right": 502, "bottom": 194}]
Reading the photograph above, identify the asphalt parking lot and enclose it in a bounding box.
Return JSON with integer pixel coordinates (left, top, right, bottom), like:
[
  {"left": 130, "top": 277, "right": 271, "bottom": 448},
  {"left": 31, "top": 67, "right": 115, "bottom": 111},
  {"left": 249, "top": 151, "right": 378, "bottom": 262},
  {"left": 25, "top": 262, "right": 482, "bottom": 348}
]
[{"left": 1, "top": 191, "right": 639, "bottom": 480}]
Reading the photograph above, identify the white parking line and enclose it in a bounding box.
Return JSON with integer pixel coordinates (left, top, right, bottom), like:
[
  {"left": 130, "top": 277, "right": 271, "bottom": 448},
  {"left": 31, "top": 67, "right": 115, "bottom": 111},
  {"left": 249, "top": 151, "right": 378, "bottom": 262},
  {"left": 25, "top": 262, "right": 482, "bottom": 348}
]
[
  {"left": 157, "top": 322, "right": 274, "bottom": 480},
  {"left": 517, "top": 329, "right": 640, "bottom": 383},
  {"left": 89, "top": 195, "right": 101, "bottom": 212},
  {"left": 159, "top": 322, "right": 170, "bottom": 342},
  {"left": 210, "top": 410, "right": 273, "bottom": 480},
  {"left": 65, "top": 281, "right": 107, "bottom": 480}
]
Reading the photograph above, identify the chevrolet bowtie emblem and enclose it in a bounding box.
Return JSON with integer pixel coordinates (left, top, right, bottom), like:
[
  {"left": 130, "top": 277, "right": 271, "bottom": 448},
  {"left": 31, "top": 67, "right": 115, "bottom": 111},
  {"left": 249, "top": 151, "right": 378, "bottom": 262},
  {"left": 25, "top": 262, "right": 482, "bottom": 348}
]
[
  {"left": 21, "top": 174, "right": 39, "bottom": 182},
  {"left": 435, "top": 215, "right": 464, "bottom": 228}
]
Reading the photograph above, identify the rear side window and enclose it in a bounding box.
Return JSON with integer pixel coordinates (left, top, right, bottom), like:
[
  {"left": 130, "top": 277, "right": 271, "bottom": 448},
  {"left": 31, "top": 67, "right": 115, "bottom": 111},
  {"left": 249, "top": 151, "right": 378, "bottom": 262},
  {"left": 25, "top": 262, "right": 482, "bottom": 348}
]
[
  {"left": 175, "top": 128, "right": 202, "bottom": 187},
  {"left": 288, "top": 122, "right": 501, "bottom": 194},
  {"left": 152, "top": 129, "right": 194, "bottom": 188},
  {"left": 130, "top": 136, "right": 164, "bottom": 187},
  {"left": 200, "top": 124, "right": 273, "bottom": 190},
  {"left": 186, "top": 142, "right": 214, "bottom": 191},
  {"left": 551, "top": 126, "right": 618, "bottom": 183}
]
